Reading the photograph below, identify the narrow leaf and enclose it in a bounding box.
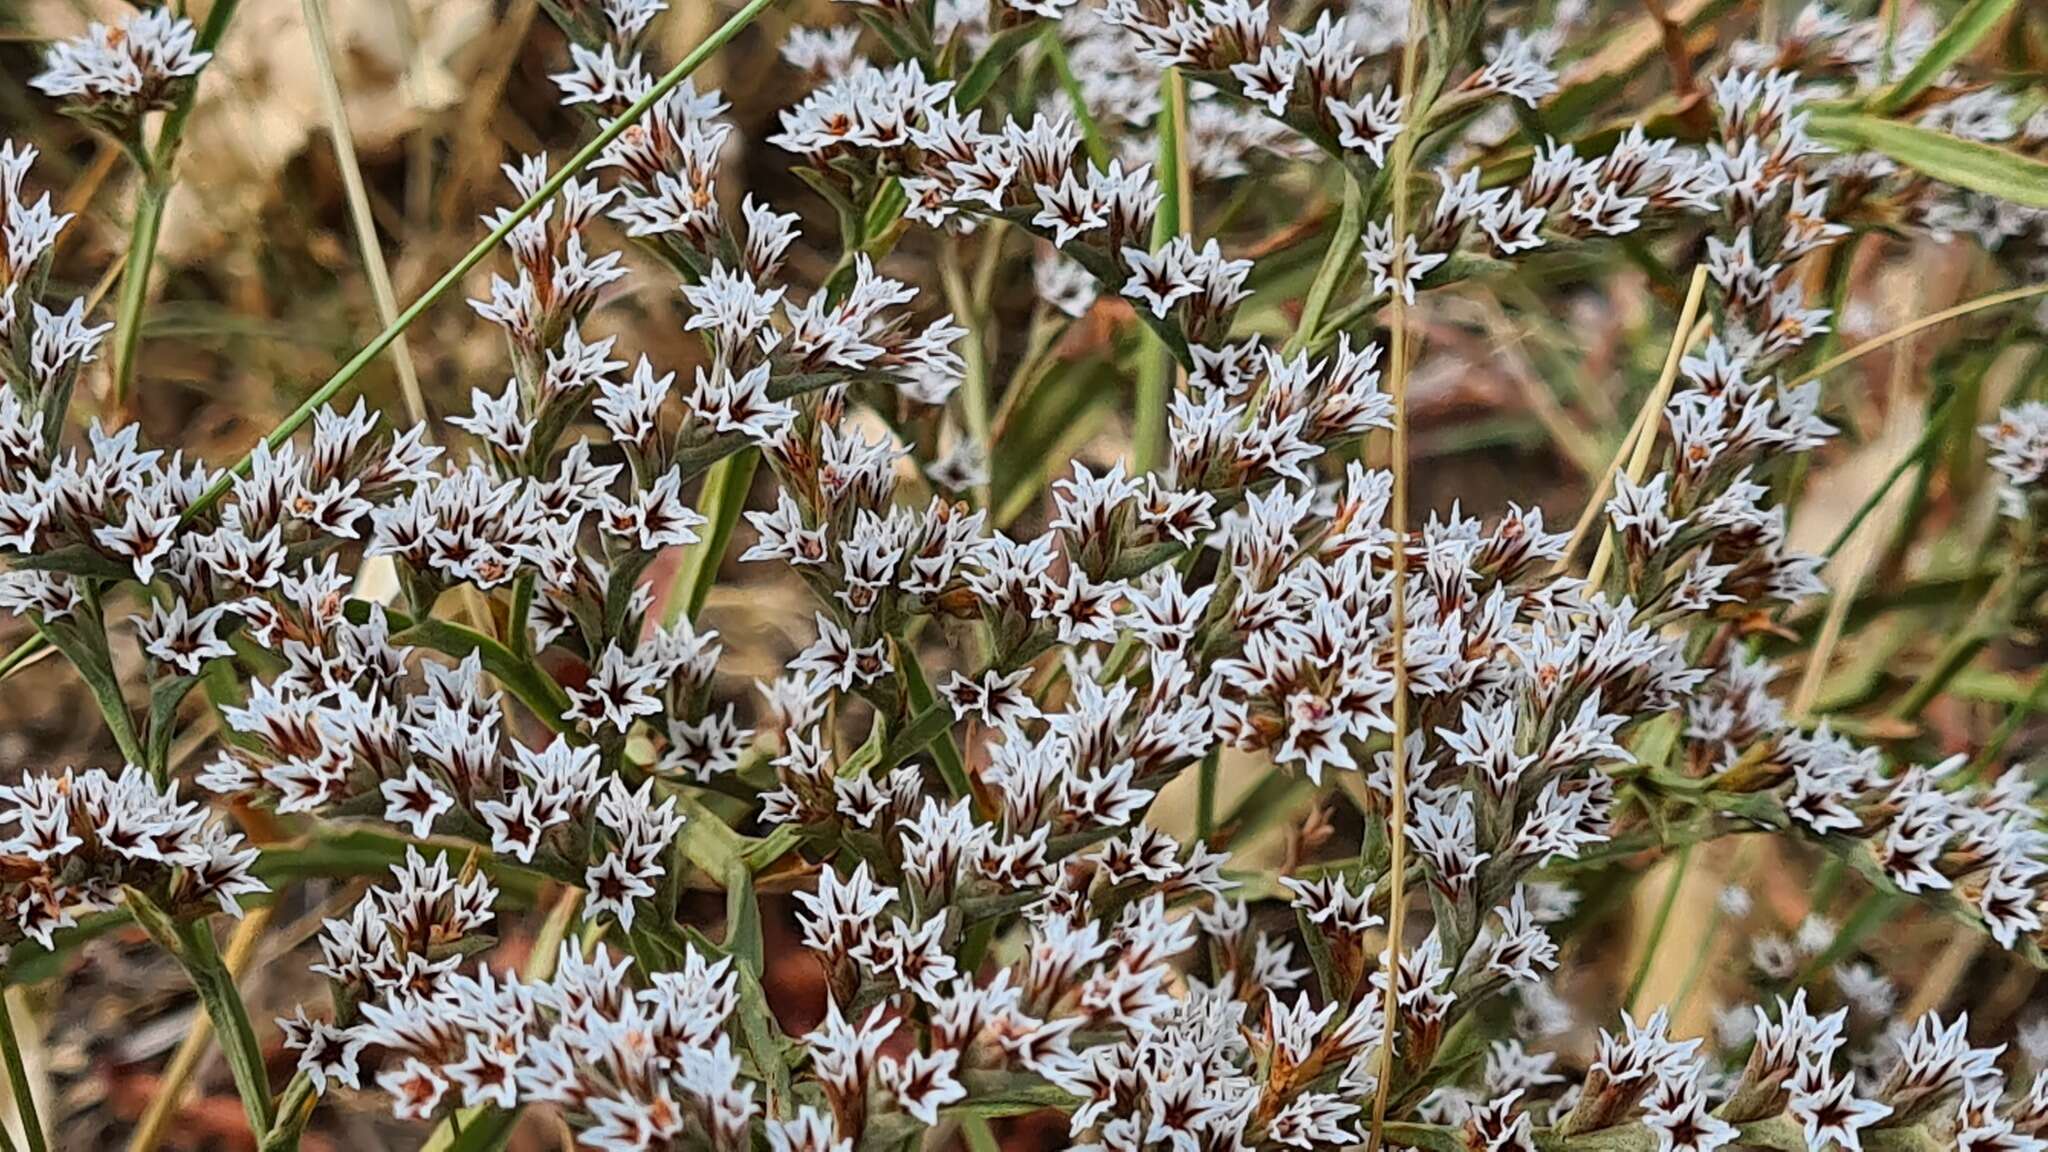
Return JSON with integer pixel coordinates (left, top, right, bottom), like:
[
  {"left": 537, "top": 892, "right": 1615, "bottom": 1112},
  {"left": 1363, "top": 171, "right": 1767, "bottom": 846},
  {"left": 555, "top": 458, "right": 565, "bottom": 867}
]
[
  {"left": 893, "top": 646, "right": 973, "bottom": 800},
  {"left": 954, "top": 22, "right": 1042, "bottom": 108},
  {"left": 723, "top": 860, "right": 765, "bottom": 975},
  {"left": 1870, "top": 0, "right": 2016, "bottom": 113},
  {"left": 663, "top": 449, "right": 758, "bottom": 626},
  {"left": 1805, "top": 108, "right": 2048, "bottom": 208},
  {"left": 350, "top": 601, "right": 575, "bottom": 731}
]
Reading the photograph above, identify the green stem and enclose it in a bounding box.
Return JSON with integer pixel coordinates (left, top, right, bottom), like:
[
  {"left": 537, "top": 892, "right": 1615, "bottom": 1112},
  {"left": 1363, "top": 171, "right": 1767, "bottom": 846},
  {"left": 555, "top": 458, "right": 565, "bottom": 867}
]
[
  {"left": 1888, "top": 566, "right": 2047, "bottom": 722},
  {"left": 183, "top": 0, "right": 783, "bottom": 522},
  {"left": 0, "top": 993, "right": 45, "bottom": 1152},
  {"left": 1133, "top": 69, "right": 1187, "bottom": 477},
  {"left": 506, "top": 572, "right": 535, "bottom": 659},
  {"left": 1821, "top": 392, "right": 1955, "bottom": 559},
  {"left": 0, "top": 636, "right": 45, "bottom": 682},
  {"left": 1794, "top": 889, "right": 1900, "bottom": 987},
  {"left": 938, "top": 238, "right": 993, "bottom": 506},
  {"left": 123, "top": 890, "right": 274, "bottom": 1143},
  {"left": 35, "top": 612, "right": 143, "bottom": 768},
  {"left": 1622, "top": 843, "right": 1691, "bottom": 1014},
  {"left": 174, "top": 919, "right": 274, "bottom": 1139},
  {"left": 106, "top": 0, "right": 242, "bottom": 408},
  {"left": 1043, "top": 31, "right": 1112, "bottom": 169},
  {"left": 1972, "top": 661, "right": 2048, "bottom": 777},
  {"left": 1282, "top": 172, "right": 1363, "bottom": 358},
  {"left": 257, "top": 1073, "right": 317, "bottom": 1152},
  {"left": 894, "top": 637, "right": 975, "bottom": 807},
  {"left": 1195, "top": 747, "right": 1220, "bottom": 840},
  {"left": 109, "top": 182, "right": 168, "bottom": 406},
  {"left": 1667, "top": 906, "right": 1724, "bottom": 1016}
]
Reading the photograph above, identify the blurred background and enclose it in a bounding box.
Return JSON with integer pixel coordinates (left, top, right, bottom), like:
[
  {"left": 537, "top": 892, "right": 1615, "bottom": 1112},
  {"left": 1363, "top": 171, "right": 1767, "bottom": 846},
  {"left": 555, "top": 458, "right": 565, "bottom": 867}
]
[{"left": 1, "top": 0, "right": 2045, "bottom": 1148}]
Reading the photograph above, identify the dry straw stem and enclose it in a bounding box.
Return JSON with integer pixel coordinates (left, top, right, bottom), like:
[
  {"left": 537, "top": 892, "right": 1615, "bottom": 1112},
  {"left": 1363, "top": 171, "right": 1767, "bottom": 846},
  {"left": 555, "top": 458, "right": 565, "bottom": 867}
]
[
  {"left": 297, "top": 0, "right": 474, "bottom": 620},
  {"left": 1364, "top": 0, "right": 1424, "bottom": 1148},
  {"left": 1581, "top": 264, "right": 1712, "bottom": 592},
  {"left": 298, "top": 0, "right": 428, "bottom": 427},
  {"left": 1783, "top": 279, "right": 2048, "bottom": 390}
]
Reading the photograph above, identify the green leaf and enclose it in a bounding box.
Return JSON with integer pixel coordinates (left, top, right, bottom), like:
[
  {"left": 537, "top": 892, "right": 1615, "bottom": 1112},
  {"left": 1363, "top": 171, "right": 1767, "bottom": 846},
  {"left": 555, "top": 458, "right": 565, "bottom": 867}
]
[
  {"left": 4, "top": 909, "right": 130, "bottom": 984},
  {"left": 1805, "top": 107, "right": 2048, "bottom": 208},
  {"left": 891, "top": 647, "right": 973, "bottom": 800},
  {"left": 13, "top": 544, "right": 132, "bottom": 581},
  {"left": 145, "top": 673, "right": 201, "bottom": 780},
  {"left": 0, "top": 986, "right": 48, "bottom": 1152},
  {"left": 0, "top": 634, "right": 50, "bottom": 682},
  {"left": 663, "top": 449, "right": 758, "bottom": 626},
  {"left": 1217, "top": 771, "right": 1311, "bottom": 847},
  {"left": 669, "top": 785, "right": 799, "bottom": 885},
  {"left": 681, "top": 926, "right": 794, "bottom": 1115},
  {"left": 1043, "top": 28, "right": 1112, "bottom": 168},
  {"left": 954, "top": 21, "right": 1043, "bottom": 108},
  {"left": 951, "top": 1071, "right": 1079, "bottom": 1116},
  {"left": 862, "top": 178, "right": 908, "bottom": 244},
  {"left": 418, "top": 1107, "right": 518, "bottom": 1152},
  {"left": 1134, "top": 68, "right": 1189, "bottom": 475},
  {"left": 1870, "top": 0, "right": 2016, "bottom": 113},
  {"left": 257, "top": 1073, "right": 318, "bottom": 1152},
  {"left": 256, "top": 826, "right": 549, "bottom": 902},
  {"left": 1295, "top": 906, "right": 1340, "bottom": 1002},
  {"left": 882, "top": 701, "right": 958, "bottom": 772},
  {"left": 37, "top": 617, "right": 143, "bottom": 767},
  {"left": 351, "top": 602, "right": 575, "bottom": 732}
]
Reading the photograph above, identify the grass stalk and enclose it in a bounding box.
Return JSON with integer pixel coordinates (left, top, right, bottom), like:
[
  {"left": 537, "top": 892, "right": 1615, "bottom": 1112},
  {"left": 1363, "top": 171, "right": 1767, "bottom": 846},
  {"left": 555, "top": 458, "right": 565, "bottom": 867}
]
[
  {"left": 0, "top": 993, "right": 44, "bottom": 1152},
  {"left": 1624, "top": 844, "right": 1693, "bottom": 1014},
  {"left": 1365, "top": 3, "right": 1425, "bottom": 1148},
  {"left": 1792, "top": 340, "right": 1921, "bottom": 720},
  {"left": 299, "top": 0, "right": 428, "bottom": 425},
  {"left": 1783, "top": 280, "right": 2048, "bottom": 390},
  {"left": 1550, "top": 305, "right": 1712, "bottom": 576},
  {"left": 1582, "top": 265, "right": 1711, "bottom": 592}
]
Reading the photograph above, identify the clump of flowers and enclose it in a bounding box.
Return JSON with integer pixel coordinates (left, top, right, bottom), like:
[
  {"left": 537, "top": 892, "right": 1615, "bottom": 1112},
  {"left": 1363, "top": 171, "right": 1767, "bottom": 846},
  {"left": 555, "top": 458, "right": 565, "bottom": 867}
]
[{"left": 6, "top": 0, "right": 2048, "bottom": 1149}]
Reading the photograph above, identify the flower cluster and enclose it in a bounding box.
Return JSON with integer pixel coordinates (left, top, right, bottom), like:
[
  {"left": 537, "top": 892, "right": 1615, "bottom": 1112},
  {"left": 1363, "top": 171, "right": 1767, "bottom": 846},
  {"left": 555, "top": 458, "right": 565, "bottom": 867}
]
[
  {"left": 31, "top": 6, "right": 214, "bottom": 136},
  {"left": 1986, "top": 402, "right": 2048, "bottom": 520},
  {"left": 7, "top": 0, "right": 2048, "bottom": 1148},
  {"left": 0, "top": 763, "right": 264, "bottom": 954}
]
